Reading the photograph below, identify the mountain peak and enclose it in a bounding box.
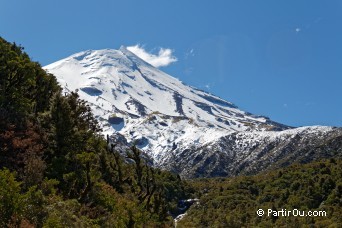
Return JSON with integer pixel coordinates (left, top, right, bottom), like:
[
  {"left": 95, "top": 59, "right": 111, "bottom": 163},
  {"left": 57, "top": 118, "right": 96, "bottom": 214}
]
[
  {"left": 44, "top": 47, "right": 292, "bottom": 164},
  {"left": 43, "top": 47, "right": 342, "bottom": 178}
]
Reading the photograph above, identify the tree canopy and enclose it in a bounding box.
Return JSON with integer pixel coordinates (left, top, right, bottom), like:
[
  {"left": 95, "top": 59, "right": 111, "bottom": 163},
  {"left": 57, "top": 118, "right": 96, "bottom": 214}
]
[{"left": 0, "top": 37, "right": 189, "bottom": 227}]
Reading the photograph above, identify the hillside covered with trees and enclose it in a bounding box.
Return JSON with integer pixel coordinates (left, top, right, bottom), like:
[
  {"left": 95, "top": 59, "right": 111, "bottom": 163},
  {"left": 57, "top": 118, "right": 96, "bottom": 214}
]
[
  {"left": 178, "top": 159, "right": 342, "bottom": 227},
  {"left": 0, "top": 37, "right": 190, "bottom": 227},
  {"left": 1, "top": 36, "right": 341, "bottom": 227}
]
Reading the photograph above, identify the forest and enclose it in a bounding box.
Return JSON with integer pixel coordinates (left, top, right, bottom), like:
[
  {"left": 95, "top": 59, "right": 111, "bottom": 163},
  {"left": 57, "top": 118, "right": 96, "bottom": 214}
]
[
  {"left": 0, "top": 37, "right": 190, "bottom": 227},
  {"left": 178, "top": 159, "right": 342, "bottom": 227},
  {"left": 0, "top": 36, "right": 341, "bottom": 227}
]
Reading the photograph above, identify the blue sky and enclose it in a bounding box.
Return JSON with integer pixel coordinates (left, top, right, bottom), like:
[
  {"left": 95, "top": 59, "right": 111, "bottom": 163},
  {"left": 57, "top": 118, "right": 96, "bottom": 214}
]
[{"left": 1, "top": 0, "right": 341, "bottom": 127}]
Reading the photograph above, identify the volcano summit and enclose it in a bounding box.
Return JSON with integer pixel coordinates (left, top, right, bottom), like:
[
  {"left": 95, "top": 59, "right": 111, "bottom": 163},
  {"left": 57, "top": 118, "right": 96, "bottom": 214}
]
[{"left": 44, "top": 47, "right": 342, "bottom": 178}]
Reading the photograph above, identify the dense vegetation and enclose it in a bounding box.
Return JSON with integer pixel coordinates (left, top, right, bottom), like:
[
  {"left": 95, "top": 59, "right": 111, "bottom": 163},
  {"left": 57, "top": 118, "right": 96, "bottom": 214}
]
[
  {"left": 0, "top": 37, "right": 189, "bottom": 227},
  {"left": 1, "top": 37, "right": 341, "bottom": 227},
  {"left": 178, "top": 159, "right": 342, "bottom": 227}
]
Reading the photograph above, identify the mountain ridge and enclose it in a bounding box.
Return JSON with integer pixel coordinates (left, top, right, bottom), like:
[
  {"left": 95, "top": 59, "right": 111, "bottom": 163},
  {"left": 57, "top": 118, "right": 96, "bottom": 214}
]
[{"left": 44, "top": 47, "right": 341, "bottom": 178}]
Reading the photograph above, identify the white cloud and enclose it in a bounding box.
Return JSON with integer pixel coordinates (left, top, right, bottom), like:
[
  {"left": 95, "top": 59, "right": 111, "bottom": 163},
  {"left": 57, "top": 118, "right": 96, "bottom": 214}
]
[
  {"left": 295, "top": 28, "right": 301, "bottom": 33},
  {"left": 127, "top": 44, "right": 177, "bottom": 68}
]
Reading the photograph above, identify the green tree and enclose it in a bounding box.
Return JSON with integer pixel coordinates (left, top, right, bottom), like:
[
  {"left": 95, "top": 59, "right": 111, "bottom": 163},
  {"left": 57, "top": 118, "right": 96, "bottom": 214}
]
[{"left": 0, "top": 169, "right": 21, "bottom": 226}]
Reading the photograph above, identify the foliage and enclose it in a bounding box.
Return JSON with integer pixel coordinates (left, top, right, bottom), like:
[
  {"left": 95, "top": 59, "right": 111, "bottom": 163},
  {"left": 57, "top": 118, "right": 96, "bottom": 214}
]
[
  {"left": 1, "top": 36, "right": 340, "bottom": 227},
  {"left": 0, "top": 37, "right": 189, "bottom": 227},
  {"left": 178, "top": 159, "right": 342, "bottom": 227}
]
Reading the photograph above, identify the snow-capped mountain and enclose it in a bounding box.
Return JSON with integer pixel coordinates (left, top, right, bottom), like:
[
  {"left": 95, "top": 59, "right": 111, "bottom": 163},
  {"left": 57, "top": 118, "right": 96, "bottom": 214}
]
[{"left": 44, "top": 47, "right": 342, "bottom": 178}]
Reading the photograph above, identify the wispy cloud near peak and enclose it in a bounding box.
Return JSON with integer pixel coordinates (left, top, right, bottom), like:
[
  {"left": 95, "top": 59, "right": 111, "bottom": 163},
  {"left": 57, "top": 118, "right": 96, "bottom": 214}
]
[{"left": 127, "top": 44, "right": 177, "bottom": 68}]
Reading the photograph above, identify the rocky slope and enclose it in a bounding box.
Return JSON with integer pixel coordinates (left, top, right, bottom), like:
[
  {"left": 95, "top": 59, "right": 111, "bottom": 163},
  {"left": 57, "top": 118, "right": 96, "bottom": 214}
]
[
  {"left": 44, "top": 47, "right": 342, "bottom": 178},
  {"left": 162, "top": 126, "right": 342, "bottom": 177}
]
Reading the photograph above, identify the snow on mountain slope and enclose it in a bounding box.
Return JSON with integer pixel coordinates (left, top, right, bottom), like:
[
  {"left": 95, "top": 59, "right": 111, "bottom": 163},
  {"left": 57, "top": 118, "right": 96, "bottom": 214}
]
[
  {"left": 45, "top": 47, "right": 269, "bottom": 126},
  {"left": 161, "top": 125, "right": 342, "bottom": 177},
  {"left": 44, "top": 47, "right": 287, "bottom": 160},
  {"left": 44, "top": 47, "right": 342, "bottom": 177}
]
